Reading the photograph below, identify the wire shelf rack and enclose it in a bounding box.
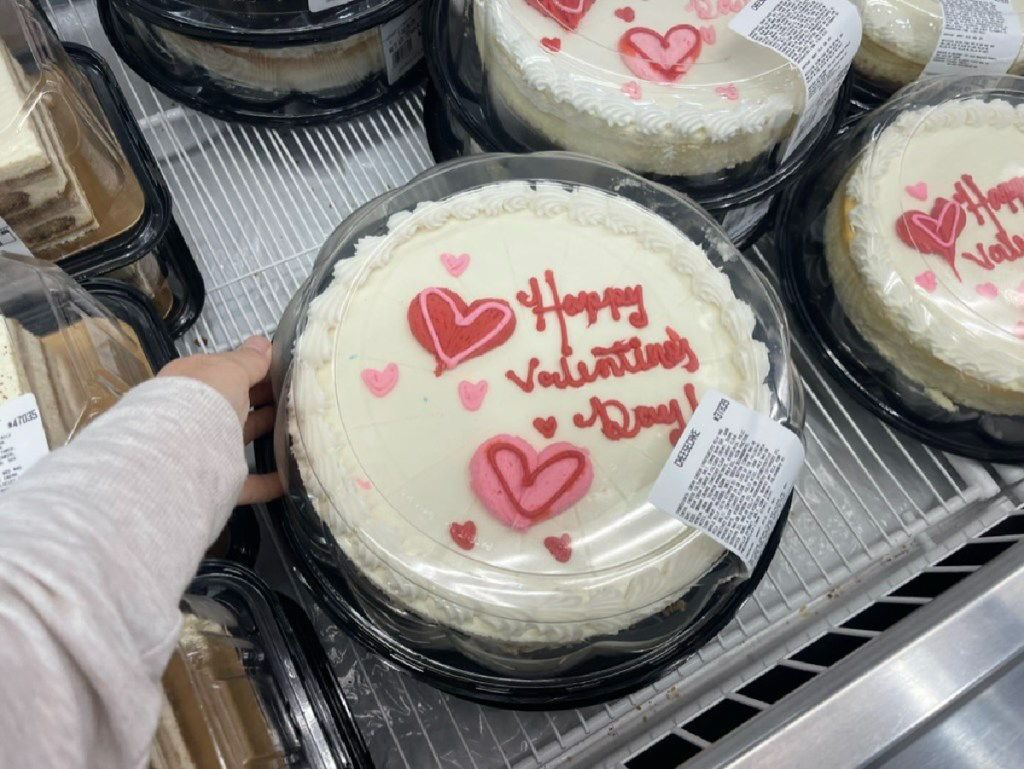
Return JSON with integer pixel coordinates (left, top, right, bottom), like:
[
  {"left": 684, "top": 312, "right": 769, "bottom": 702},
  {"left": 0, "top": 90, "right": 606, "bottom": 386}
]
[{"left": 44, "top": 2, "right": 1024, "bottom": 766}]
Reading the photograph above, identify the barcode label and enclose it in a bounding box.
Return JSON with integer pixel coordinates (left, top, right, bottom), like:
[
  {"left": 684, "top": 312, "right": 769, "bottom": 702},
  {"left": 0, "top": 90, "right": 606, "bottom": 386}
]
[
  {"left": 381, "top": 1, "right": 424, "bottom": 84},
  {"left": 924, "top": 0, "right": 1022, "bottom": 76},
  {"left": 0, "top": 394, "right": 49, "bottom": 493}
]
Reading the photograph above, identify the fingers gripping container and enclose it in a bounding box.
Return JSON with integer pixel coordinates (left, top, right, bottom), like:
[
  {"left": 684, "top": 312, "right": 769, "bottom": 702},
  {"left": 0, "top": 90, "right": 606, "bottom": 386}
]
[
  {"left": 853, "top": 0, "right": 1024, "bottom": 96},
  {"left": 271, "top": 152, "right": 803, "bottom": 708},
  {"left": 0, "top": 1, "right": 169, "bottom": 274},
  {"left": 153, "top": 562, "right": 372, "bottom": 769},
  {"left": 0, "top": 252, "right": 153, "bottom": 451},
  {"left": 99, "top": 0, "right": 426, "bottom": 125},
  {"left": 425, "top": 0, "right": 852, "bottom": 249},
  {"left": 777, "top": 74, "right": 1024, "bottom": 461}
]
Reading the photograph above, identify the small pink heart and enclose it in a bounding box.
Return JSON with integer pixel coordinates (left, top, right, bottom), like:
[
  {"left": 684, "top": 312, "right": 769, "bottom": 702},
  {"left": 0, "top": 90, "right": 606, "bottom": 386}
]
[
  {"left": 976, "top": 282, "right": 999, "bottom": 299},
  {"left": 715, "top": 84, "right": 739, "bottom": 101},
  {"left": 458, "top": 379, "right": 488, "bottom": 412},
  {"left": 355, "top": 478, "right": 373, "bottom": 490},
  {"left": 614, "top": 6, "right": 635, "bottom": 22},
  {"left": 1014, "top": 321, "right": 1024, "bottom": 339},
  {"left": 544, "top": 533, "right": 572, "bottom": 563},
  {"left": 905, "top": 182, "right": 928, "bottom": 201},
  {"left": 449, "top": 520, "right": 477, "bottom": 550},
  {"left": 440, "top": 252, "right": 470, "bottom": 277},
  {"left": 361, "top": 363, "right": 399, "bottom": 397},
  {"left": 620, "top": 80, "right": 642, "bottom": 100},
  {"left": 541, "top": 36, "right": 562, "bottom": 53},
  {"left": 700, "top": 25, "right": 716, "bottom": 44},
  {"left": 915, "top": 271, "right": 937, "bottom": 292}
]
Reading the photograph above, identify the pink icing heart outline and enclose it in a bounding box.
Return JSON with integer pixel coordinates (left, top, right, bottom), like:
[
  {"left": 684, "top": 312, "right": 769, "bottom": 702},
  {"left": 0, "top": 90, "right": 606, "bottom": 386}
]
[
  {"left": 470, "top": 435, "right": 594, "bottom": 531},
  {"left": 700, "top": 25, "right": 716, "bottom": 44},
  {"left": 458, "top": 379, "right": 488, "bottom": 412},
  {"left": 915, "top": 271, "right": 937, "bottom": 292},
  {"left": 715, "top": 84, "right": 739, "bottom": 100},
  {"left": 976, "top": 282, "right": 999, "bottom": 299},
  {"left": 440, "top": 252, "right": 470, "bottom": 277},
  {"left": 905, "top": 182, "right": 928, "bottom": 201},
  {"left": 361, "top": 363, "right": 398, "bottom": 397},
  {"left": 620, "top": 80, "right": 643, "bottom": 100},
  {"left": 417, "top": 288, "right": 515, "bottom": 371},
  {"left": 619, "top": 25, "right": 702, "bottom": 83}
]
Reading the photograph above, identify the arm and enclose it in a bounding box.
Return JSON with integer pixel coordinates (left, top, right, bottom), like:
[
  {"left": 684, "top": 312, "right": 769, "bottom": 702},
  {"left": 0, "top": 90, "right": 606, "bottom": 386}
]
[{"left": 0, "top": 337, "right": 278, "bottom": 769}]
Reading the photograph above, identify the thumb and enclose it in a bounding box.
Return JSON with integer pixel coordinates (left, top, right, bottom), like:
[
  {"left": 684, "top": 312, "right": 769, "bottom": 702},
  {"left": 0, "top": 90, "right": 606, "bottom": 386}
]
[{"left": 223, "top": 336, "right": 273, "bottom": 388}]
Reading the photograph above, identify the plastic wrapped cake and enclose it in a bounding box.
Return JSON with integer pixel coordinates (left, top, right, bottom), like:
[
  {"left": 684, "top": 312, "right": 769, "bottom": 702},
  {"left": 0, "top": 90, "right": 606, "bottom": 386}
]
[
  {"left": 100, "top": 0, "right": 425, "bottom": 124},
  {"left": 853, "top": 0, "right": 1024, "bottom": 92},
  {"left": 0, "top": 0, "right": 164, "bottom": 271},
  {"left": 274, "top": 153, "right": 803, "bottom": 705},
  {"left": 778, "top": 74, "right": 1024, "bottom": 459}
]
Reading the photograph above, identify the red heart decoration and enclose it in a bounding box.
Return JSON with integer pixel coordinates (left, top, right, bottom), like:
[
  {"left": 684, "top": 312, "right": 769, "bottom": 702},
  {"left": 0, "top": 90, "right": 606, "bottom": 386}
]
[
  {"left": 895, "top": 198, "right": 967, "bottom": 281},
  {"left": 524, "top": 0, "right": 597, "bottom": 30},
  {"left": 533, "top": 416, "right": 557, "bottom": 439},
  {"left": 541, "top": 36, "right": 562, "bottom": 52},
  {"left": 619, "top": 25, "right": 702, "bottom": 83},
  {"left": 470, "top": 435, "right": 594, "bottom": 530},
  {"left": 449, "top": 520, "right": 477, "bottom": 550},
  {"left": 615, "top": 6, "right": 636, "bottom": 22},
  {"left": 408, "top": 287, "right": 517, "bottom": 376},
  {"left": 545, "top": 534, "right": 572, "bottom": 563}
]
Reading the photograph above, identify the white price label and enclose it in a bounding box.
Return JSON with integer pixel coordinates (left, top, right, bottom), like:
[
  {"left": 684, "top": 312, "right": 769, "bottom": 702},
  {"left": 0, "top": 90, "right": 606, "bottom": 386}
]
[
  {"left": 648, "top": 391, "right": 804, "bottom": 572},
  {"left": 0, "top": 215, "right": 33, "bottom": 258},
  {"left": 731, "top": 0, "right": 861, "bottom": 160},
  {"left": 380, "top": 1, "right": 424, "bottom": 85},
  {"left": 924, "top": 0, "right": 1022, "bottom": 76},
  {"left": 0, "top": 394, "right": 49, "bottom": 494}
]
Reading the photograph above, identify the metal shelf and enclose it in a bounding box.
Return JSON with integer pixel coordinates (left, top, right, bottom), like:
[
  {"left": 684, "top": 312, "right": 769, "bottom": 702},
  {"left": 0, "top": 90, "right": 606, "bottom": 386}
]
[{"left": 44, "top": 3, "right": 1024, "bottom": 766}]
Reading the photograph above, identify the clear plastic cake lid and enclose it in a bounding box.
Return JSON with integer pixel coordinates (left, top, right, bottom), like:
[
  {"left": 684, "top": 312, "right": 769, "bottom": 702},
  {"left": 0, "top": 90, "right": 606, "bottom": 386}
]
[
  {"left": 116, "top": 0, "right": 421, "bottom": 42},
  {"left": 0, "top": 0, "right": 148, "bottom": 264},
  {"left": 278, "top": 153, "right": 802, "bottom": 680},
  {"left": 0, "top": 251, "right": 152, "bottom": 451},
  {"left": 154, "top": 562, "right": 370, "bottom": 769}
]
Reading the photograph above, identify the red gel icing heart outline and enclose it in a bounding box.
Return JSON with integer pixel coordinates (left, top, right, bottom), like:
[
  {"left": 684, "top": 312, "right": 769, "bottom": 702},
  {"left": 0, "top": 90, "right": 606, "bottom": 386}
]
[
  {"left": 619, "top": 25, "right": 702, "bottom": 83},
  {"left": 895, "top": 197, "right": 967, "bottom": 280},
  {"left": 524, "top": 0, "right": 597, "bottom": 30}
]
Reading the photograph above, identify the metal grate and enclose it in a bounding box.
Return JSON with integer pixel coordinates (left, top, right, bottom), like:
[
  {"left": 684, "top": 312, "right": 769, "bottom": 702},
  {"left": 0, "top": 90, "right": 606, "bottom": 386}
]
[{"left": 45, "top": 3, "right": 1024, "bottom": 767}]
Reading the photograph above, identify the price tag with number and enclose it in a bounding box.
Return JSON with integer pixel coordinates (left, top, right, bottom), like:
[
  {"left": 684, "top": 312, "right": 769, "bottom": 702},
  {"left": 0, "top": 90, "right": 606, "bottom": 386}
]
[{"left": 0, "top": 394, "right": 49, "bottom": 494}]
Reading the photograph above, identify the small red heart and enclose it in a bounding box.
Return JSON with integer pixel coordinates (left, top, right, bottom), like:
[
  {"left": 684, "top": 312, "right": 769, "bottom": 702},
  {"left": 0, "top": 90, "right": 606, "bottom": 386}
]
[
  {"left": 525, "top": 0, "right": 597, "bottom": 30},
  {"left": 449, "top": 520, "right": 477, "bottom": 550},
  {"left": 545, "top": 533, "right": 572, "bottom": 563},
  {"left": 533, "top": 416, "right": 557, "bottom": 439},
  {"left": 541, "top": 36, "right": 562, "bottom": 52},
  {"left": 614, "top": 6, "right": 635, "bottom": 22}
]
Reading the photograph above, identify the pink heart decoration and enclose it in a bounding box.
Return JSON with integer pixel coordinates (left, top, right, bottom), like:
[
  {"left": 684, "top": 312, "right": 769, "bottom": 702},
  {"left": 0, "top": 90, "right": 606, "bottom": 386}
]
[
  {"left": 1014, "top": 321, "right": 1024, "bottom": 340},
  {"left": 541, "top": 36, "right": 562, "bottom": 52},
  {"left": 619, "top": 25, "right": 702, "bottom": 83},
  {"left": 715, "top": 84, "right": 739, "bottom": 100},
  {"left": 449, "top": 520, "right": 477, "bottom": 550},
  {"left": 440, "top": 252, "right": 470, "bottom": 277},
  {"left": 361, "top": 363, "right": 399, "bottom": 398},
  {"left": 905, "top": 182, "right": 928, "bottom": 201},
  {"left": 355, "top": 478, "right": 373, "bottom": 490},
  {"left": 470, "top": 435, "right": 594, "bottom": 531},
  {"left": 915, "top": 271, "right": 937, "bottom": 293},
  {"left": 976, "top": 282, "right": 999, "bottom": 299},
  {"left": 700, "top": 25, "right": 716, "bottom": 44},
  {"left": 458, "top": 380, "right": 488, "bottom": 412},
  {"left": 620, "top": 80, "right": 643, "bottom": 100},
  {"left": 525, "top": 0, "right": 596, "bottom": 30},
  {"left": 614, "top": 6, "right": 635, "bottom": 22},
  {"left": 544, "top": 533, "right": 572, "bottom": 563},
  {"left": 895, "top": 198, "right": 967, "bottom": 280}
]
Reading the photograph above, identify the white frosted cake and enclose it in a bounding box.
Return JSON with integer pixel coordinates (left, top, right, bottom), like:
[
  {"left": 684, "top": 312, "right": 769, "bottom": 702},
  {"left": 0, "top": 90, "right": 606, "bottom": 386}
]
[
  {"left": 472, "top": 0, "right": 804, "bottom": 176},
  {"left": 289, "top": 180, "right": 771, "bottom": 645},
  {"left": 854, "top": 0, "right": 1024, "bottom": 89},
  {"left": 825, "top": 98, "right": 1024, "bottom": 413}
]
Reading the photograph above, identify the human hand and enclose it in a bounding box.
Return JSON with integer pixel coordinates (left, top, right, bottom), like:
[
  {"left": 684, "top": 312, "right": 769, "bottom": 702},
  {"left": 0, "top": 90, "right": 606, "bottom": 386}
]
[{"left": 158, "top": 336, "right": 283, "bottom": 505}]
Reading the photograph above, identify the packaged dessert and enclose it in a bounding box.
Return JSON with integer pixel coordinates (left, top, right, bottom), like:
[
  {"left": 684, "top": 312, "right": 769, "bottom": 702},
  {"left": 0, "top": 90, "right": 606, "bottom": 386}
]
[
  {"left": 854, "top": 0, "right": 1024, "bottom": 96},
  {"left": 105, "top": 220, "right": 206, "bottom": 338},
  {"left": 99, "top": 0, "right": 426, "bottom": 125},
  {"left": 0, "top": 1, "right": 170, "bottom": 275},
  {"left": 426, "top": 0, "right": 857, "bottom": 248},
  {"left": 272, "top": 153, "right": 803, "bottom": 706},
  {"left": 153, "top": 562, "right": 372, "bottom": 769},
  {"left": 777, "top": 74, "right": 1024, "bottom": 460},
  {"left": 0, "top": 252, "right": 153, "bottom": 462},
  {"left": 80, "top": 278, "right": 177, "bottom": 372}
]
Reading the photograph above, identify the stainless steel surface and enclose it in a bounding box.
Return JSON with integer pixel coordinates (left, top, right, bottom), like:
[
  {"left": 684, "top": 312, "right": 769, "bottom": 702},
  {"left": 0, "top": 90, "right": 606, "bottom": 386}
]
[
  {"left": 43, "top": 3, "right": 1024, "bottom": 766},
  {"left": 686, "top": 537, "right": 1024, "bottom": 769}
]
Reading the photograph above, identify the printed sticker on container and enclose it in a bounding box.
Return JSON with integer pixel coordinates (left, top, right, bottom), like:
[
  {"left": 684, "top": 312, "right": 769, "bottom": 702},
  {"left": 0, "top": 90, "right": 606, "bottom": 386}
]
[
  {"left": 648, "top": 390, "right": 805, "bottom": 572},
  {"left": 924, "top": 0, "right": 1023, "bottom": 76},
  {"left": 731, "top": 0, "right": 862, "bottom": 158},
  {"left": 381, "top": 1, "right": 424, "bottom": 84},
  {"left": 0, "top": 394, "right": 49, "bottom": 493}
]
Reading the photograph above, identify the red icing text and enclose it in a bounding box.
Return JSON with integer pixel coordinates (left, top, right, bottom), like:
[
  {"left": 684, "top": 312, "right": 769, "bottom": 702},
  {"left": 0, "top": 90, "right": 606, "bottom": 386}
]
[{"left": 573, "top": 383, "right": 700, "bottom": 445}]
